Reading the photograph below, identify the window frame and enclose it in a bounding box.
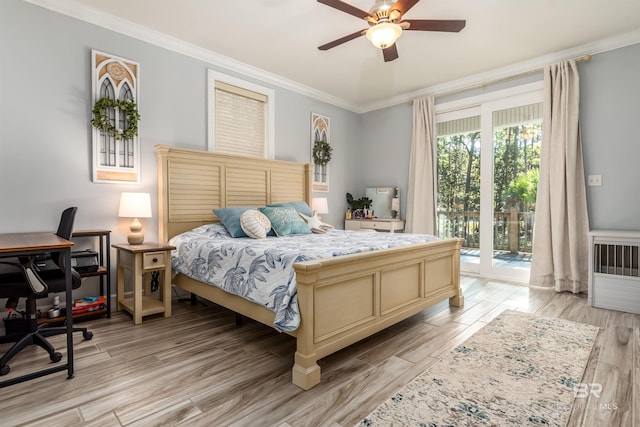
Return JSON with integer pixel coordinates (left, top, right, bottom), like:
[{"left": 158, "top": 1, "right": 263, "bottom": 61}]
[{"left": 207, "top": 70, "right": 275, "bottom": 159}]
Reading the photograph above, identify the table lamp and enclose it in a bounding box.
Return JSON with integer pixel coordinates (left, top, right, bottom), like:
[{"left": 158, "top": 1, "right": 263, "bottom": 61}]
[
  {"left": 312, "top": 197, "right": 329, "bottom": 219},
  {"left": 391, "top": 197, "right": 400, "bottom": 219},
  {"left": 118, "top": 192, "right": 152, "bottom": 245}
]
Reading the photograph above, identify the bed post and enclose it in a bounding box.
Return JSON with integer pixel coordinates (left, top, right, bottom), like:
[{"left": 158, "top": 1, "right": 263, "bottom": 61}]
[
  {"left": 155, "top": 145, "right": 170, "bottom": 244},
  {"left": 292, "top": 347, "right": 321, "bottom": 390},
  {"left": 292, "top": 264, "right": 321, "bottom": 390},
  {"left": 449, "top": 238, "right": 464, "bottom": 307}
]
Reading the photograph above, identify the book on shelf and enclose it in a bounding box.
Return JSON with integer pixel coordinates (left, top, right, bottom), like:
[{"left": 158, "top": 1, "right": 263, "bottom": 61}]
[{"left": 71, "top": 296, "right": 106, "bottom": 314}]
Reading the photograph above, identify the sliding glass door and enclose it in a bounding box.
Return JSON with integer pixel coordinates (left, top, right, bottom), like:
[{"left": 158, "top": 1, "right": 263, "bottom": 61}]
[
  {"left": 487, "top": 101, "right": 541, "bottom": 281},
  {"left": 436, "top": 88, "right": 543, "bottom": 282},
  {"left": 436, "top": 108, "right": 482, "bottom": 274}
]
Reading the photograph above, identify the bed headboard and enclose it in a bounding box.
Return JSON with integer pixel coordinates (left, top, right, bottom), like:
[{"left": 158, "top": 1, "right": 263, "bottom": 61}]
[{"left": 155, "top": 145, "right": 313, "bottom": 242}]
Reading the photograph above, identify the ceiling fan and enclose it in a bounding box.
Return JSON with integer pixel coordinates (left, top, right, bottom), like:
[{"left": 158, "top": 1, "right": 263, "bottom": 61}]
[{"left": 317, "top": 0, "right": 466, "bottom": 62}]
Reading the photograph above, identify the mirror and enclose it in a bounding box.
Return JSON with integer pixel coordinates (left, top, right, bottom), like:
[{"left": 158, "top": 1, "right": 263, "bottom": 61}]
[{"left": 365, "top": 187, "right": 400, "bottom": 219}]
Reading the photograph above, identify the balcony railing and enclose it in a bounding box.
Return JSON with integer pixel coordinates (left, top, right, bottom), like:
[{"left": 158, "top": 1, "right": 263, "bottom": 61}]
[{"left": 437, "top": 208, "right": 534, "bottom": 254}]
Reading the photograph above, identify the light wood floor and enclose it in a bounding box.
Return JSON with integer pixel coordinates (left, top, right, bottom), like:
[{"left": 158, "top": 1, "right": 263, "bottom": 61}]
[{"left": 0, "top": 276, "right": 638, "bottom": 427}]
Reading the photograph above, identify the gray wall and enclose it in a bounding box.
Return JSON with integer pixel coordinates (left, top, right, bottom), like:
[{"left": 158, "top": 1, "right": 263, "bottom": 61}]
[
  {"left": 357, "top": 103, "right": 413, "bottom": 218},
  {"left": 580, "top": 43, "right": 640, "bottom": 230},
  {"left": 360, "top": 44, "right": 640, "bottom": 232}
]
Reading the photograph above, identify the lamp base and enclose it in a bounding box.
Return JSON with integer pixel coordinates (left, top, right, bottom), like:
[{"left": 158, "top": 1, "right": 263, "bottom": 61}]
[
  {"left": 128, "top": 218, "right": 144, "bottom": 245},
  {"left": 127, "top": 232, "right": 144, "bottom": 245}
]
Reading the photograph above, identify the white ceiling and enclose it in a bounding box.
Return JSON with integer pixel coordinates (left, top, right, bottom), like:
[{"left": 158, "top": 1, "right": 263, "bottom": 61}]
[{"left": 31, "top": 0, "right": 640, "bottom": 112}]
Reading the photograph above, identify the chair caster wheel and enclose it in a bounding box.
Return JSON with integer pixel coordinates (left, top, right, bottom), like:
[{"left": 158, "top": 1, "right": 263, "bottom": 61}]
[
  {"left": 51, "top": 352, "right": 63, "bottom": 363},
  {"left": 0, "top": 365, "right": 10, "bottom": 376},
  {"left": 83, "top": 331, "right": 93, "bottom": 340}
]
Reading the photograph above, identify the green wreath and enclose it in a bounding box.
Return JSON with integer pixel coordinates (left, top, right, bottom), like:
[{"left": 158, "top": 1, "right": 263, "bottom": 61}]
[
  {"left": 91, "top": 97, "right": 141, "bottom": 140},
  {"left": 313, "top": 140, "right": 332, "bottom": 166}
]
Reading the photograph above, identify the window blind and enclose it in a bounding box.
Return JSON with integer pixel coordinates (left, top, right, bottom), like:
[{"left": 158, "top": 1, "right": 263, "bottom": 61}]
[
  {"left": 493, "top": 102, "right": 542, "bottom": 128},
  {"left": 437, "top": 116, "right": 480, "bottom": 137},
  {"left": 214, "top": 81, "right": 267, "bottom": 158},
  {"left": 437, "top": 102, "right": 542, "bottom": 137}
]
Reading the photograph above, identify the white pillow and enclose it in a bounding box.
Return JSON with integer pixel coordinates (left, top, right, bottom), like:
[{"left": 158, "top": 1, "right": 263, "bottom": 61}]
[
  {"left": 240, "top": 210, "right": 272, "bottom": 239},
  {"left": 298, "top": 211, "right": 334, "bottom": 234}
]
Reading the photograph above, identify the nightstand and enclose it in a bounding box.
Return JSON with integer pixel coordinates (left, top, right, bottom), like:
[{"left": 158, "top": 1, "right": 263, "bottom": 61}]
[{"left": 112, "top": 242, "right": 175, "bottom": 324}]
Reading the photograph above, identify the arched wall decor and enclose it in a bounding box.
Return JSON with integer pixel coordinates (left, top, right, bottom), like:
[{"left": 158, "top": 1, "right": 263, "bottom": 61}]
[
  {"left": 91, "top": 50, "right": 141, "bottom": 183},
  {"left": 311, "top": 112, "right": 330, "bottom": 192}
]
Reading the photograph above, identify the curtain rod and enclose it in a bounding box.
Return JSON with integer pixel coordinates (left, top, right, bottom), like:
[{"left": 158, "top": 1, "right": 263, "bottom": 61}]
[
  {"left": 409, "top": 54, "right": 592, "bottom": 104},
  {"left": 576, "top": 54, "right": 592, "bottom": 63}
]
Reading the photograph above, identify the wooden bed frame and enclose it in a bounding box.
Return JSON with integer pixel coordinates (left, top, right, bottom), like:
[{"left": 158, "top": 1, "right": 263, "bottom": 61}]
[{"left": 155, "top": 145, "right": 464, "bottom": 389}]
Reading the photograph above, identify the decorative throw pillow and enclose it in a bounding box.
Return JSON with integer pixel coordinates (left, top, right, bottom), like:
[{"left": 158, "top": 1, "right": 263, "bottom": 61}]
[
  {"left": 213, "top": 207, "right": 253, "bottom": 238},
  {"left": 240, "top": 210, "right": 271, "bottom": 239},
  {"left": 298, "top": 211, "right": 334, "bottom": 234},
  {"left": 266, "top": 201, "right": 313, "bottom": 217},
  {"left": 258, "top": 207, "right": 312, "bottom": 237}
]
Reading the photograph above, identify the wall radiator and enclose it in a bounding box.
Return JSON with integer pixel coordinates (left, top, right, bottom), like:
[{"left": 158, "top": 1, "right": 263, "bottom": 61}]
[{"left": 588, "top": 230, "right": 640, "bottom": 314}]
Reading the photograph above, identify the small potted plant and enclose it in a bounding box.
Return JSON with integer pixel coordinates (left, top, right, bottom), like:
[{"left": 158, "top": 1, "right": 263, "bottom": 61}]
[{"left": 346, "top": 193, "right": 372, "bottom": 219}]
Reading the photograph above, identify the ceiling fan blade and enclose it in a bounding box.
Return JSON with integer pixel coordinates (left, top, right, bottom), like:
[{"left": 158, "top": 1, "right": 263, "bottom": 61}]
[
  {"left": 318, "top": 29, "right": 366, "bottom": 50},
  {"left": 391, "top": 0, "right": 420, "bottom": 15},
  {"left": 403, "top": 19, "right": 466, "bottom": 32},
  {"left": 382, "top": 44, "right": 399, "bottom": 62},
  {"left": 317, "top": 0, "right": 371, "bottom": 19}
]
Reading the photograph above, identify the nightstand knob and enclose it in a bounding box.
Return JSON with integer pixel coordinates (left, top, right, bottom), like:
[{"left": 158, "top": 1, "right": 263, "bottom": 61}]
[{"left": 152, "top": 257, "right": 158, "bottom": 263}]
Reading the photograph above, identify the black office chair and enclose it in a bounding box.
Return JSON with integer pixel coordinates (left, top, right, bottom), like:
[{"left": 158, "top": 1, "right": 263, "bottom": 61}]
[{"left": 0, "top": 207, "right": 93, "bottom": 376}]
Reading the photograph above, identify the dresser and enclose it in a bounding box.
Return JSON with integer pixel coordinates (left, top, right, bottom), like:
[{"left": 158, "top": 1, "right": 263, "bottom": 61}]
[{"left": 344, "top": 219, "right": 405, "bottom": 233}]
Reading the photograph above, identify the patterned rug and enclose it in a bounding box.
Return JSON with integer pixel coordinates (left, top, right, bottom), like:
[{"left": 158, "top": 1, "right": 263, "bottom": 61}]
[{"left": 357, "top": 310, "right": 600, "bottom": 427}]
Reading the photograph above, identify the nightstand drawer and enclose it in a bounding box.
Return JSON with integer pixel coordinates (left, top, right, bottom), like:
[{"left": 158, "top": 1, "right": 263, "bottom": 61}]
[
  {"left": 143, "top": 251, "right": 166, "bottom": 270},
  {"left": 344, "top": 219, "right": 404, "bottom": 233},
  {"left": 361, "top": 221, "right": 389, "bottom": 231}
]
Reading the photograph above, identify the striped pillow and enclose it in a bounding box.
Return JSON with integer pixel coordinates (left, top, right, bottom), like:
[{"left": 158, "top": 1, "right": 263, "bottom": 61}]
[{"left": 240, "top": 209, "right": 272, "bottom": 239}]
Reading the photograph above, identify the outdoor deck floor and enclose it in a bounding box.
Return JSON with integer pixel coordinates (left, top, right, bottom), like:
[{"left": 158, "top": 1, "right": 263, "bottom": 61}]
[{"left": 461, "top": 248, "right": 532, "bottom": 270}]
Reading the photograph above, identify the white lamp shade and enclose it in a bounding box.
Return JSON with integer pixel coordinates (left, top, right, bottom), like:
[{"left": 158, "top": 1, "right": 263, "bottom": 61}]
[
  {"left": 312, "top": 197, "right": 329, "bottom": 215},
  {"left": 366, "top": 22, "right": 403, "bottom": 49},
  {"left": 118, "top": 192, "right": 152, "bottom": 218},
  {"left": 391, "top": 197, "right": 400, "bottom": 211}
]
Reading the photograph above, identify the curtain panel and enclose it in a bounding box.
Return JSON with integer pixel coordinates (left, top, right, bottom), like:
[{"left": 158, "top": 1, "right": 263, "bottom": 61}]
[
  {"left": 406, "top": 96, "right": 437, "bottom": 234},
  {"left": 530, "top": 60, "right": 590, "bottom": 293}
]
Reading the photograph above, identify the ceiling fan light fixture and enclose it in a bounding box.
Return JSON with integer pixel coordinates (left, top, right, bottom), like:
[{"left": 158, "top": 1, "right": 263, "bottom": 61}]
[{"left": 366, "top": 22, "right": 402, "bottom": 49}]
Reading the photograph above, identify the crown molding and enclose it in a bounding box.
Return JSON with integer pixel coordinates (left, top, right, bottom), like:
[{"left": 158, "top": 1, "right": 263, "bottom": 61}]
[
  {"left": 23, "top": 0, "right": 363, "bottom": 113},
  {"left": 361, "top": 29, "right": 640, "bottom": 112}
]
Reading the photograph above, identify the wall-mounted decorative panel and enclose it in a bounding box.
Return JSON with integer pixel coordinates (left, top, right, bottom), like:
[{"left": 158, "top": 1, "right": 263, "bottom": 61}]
[
  {"left": 92, "top": 50, "right": 140, "bottom": 184},
  {"left": 311, "top": 113, "right": 330, "bottom": 192}
]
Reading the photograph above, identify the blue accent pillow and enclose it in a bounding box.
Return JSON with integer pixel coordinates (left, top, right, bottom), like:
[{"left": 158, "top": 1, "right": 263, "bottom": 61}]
[
  {"left": 267, "top": 201, "right": 313, "bottom": 217},
  {"left": 259, "top": 206, "right": 312, "bottom": 237},
  {"left": 213, "top": 207, "right": 253, "bottom": 238}
]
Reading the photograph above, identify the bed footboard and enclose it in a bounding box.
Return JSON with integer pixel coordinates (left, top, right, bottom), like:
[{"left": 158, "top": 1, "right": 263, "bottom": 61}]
[{"left": 291, "top": 237, "right": 463, "bottom": 390}]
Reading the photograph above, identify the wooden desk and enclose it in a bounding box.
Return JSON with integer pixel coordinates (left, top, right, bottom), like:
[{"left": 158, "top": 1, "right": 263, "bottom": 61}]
[{"left": 0, "top": 232, "right": 75, "bottom": 387}]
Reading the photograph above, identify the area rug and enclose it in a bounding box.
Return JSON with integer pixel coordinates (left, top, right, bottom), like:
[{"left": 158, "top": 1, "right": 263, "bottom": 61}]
[{"left": 357, "top": 310, "right": 600, "bottom": 426}]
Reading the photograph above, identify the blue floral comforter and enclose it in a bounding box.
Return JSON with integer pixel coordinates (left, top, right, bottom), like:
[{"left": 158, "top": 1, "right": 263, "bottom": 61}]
[{"left": 169, "top": 223, "right": 439, "bottom": 331}]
